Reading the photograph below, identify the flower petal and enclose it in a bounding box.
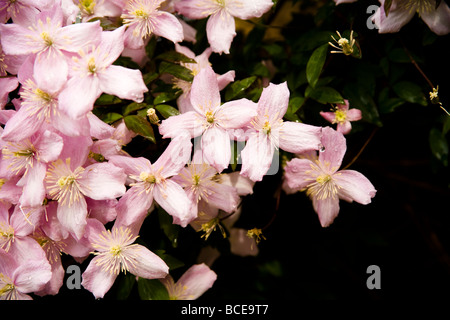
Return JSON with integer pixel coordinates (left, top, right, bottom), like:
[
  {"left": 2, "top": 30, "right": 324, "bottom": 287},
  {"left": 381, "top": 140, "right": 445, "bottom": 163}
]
[
  {"left": 312, "top": 196, "right": 340, "bottom": 228},
  {"left": 153, "top": 11, "right": 184, "bottom": 43},
  {"left": 206, "top": 10, "right": 236, "bottom": 54},
  {"left": 227, "top": 0, "right": 273, "bottom": 19},
  {"left": 201, "top": 126, "right": 231, "bottom": 173},
  {"left": 153, "top": 133, "right": 192, "bottom": 178},
  {"left": 257, "top": 82, "right": 289, "bottom": 120},
  {"left": 190, "top": 66, "right": 221, "bottom": 114},
  {"left": 125, "top": 245, "right": 169, "bottom": 279},
  {"left": 174, "top": 263, "right": 217, "bottom": 300},
  {"left": 98, "top": 65, "right": 147, "bottom": 103},
  {"left": 284, "top": 158, "right": 315, "bottom": 191},
  {"left": 81, "top": 256, "right": 118, "bottom": 299},
  {"left": 279, "top": 122, "right": 322, "bottom": 154},
  {"left": 159, "top": 111, "right": 204, "bottom": 139},
  {"left": 420, "top": 2, "right": 450, "bottom": 35},
  {"left": 216, "top": 98, "right": 258, "bottom": 130},
  {"left": 79, "top": 162, "right": 126, "bottom": 200},
  {"left": 335, "top": 169, "right": 377, "bottom": 204},
  {"left": 318, "top": 126, "right": 347, "bottom": 170},
  {"left": 240, "top": 133, "right": 274, "bottom": 182}
]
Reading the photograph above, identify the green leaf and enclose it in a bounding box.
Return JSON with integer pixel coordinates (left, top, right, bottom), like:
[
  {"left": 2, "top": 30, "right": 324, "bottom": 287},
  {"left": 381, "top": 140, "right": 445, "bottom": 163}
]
[
  {"left": 392, "top": 81, "right": 427, "bottom": 106},
  {"left": 159, "top": 61, "right": 193, "bottom": 82},
  {"left": 443, "top": 117, "right": 450, "bottom": 136},
  {"left": 145, "top": 36, "right": 157, "bottom": 59},
  {"left": 429, "top": 127, "right": 448, "bottom": 166},
  {"left": 155, "top": 50, "right": 197, "bottom": 64},
  {"left": 101, "top": 112, "right": 123, "bottom": 124},
  {"left": 95, "top": 94, "right": 122, "bottom": 105},
  {"left": 153, "top": 90, "right": 182, "bottom": 105},
  {"left": 307, "top": 86, "right": 344, "bottom": 104},
  {"left": 343, "top": 83, "right": 382, "bottom": 126},
  {"left": 154, "top": 250, "right": 185, "bottom": 271},
  {"left": 124, "top": 115, "right": 156, "bottom": 143},
  {"left": 122, "top": 102, "right": 147, "bottom": 116},
  {"left": 143, "top": 72, "right": 159, "bottom": 85},
  {"left": 155, "top": 104, "right": 180, "bottom": 119},
  {"left": 225, "top": 76, "right": 257, "bottom": 101},
  {"left": 138, "top": 278, "right": 170, "bottom": 300},
  {"left": 116, "top": 273, "right": 136, "bottom": 300},
  {"left": 284, "top": 96, "right": 305, "bottom": 121},
  {"left": 379, "top": 97, "right": 405, "bottom": 114},
  {"left": 306, "top": 44, "right": 328, "bottom": 88}
]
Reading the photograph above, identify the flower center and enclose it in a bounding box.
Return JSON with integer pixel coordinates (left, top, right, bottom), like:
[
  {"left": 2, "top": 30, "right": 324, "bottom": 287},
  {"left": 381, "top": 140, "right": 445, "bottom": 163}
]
[
  {"left": 205, "top": 110, "right": 215, "bottom": 124},
  {"left": 0, "top": 223, "right": 15, "bottom": 252},
  {"left": 40, "top": 31, "right": 53, "bottom": 47},
  {"left": 262, "top": 120, "right": 271, "bottom": 135},
  {"left": 140, "top": 171, "right": 157, "bottom": 184},
  {"left": 334, "top": 109, "right": 347, "bottom": 124},
  {"left": 78, "top": 0, "right": 96, "bottom": 15},
  {"left": 87, "top": 57, "right": 96, "bottom": 74}
]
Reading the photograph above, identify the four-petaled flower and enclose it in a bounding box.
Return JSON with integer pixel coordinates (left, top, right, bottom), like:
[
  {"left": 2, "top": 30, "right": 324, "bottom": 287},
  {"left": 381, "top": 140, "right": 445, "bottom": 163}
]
[{"left": 320, "top": 99, "right": 362, "bottom": 135}]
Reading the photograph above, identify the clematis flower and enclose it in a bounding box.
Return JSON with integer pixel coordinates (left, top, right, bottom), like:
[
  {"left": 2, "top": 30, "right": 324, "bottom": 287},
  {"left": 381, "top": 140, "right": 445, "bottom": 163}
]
[
  {"left": 44, "top": 148, "right": 127, "bottom": 239},
  {"left": 58, "top": 25, "right": 148, "bottom": 120},
  {"left": 172, "top": 149, "right": 240, "bottom": 219},
  {"left": 159, "top": 66, "right": 257, "bottom": 172},
  {"left": 160, "top": 263, "right": 217, "bottom": 300},
  {"left": 115, "top": 0, "right": 184, "bottom": 49},
  {"left": 82, "top": 220, "right": 169, "bottom": 299},
  {"left": 0, "top": 4, "right": 102, "bottom": 92},
  {"left": 373, "top": 0, "right": 450, "bottom": 35},
  {"left": 173, "top": 44, "right": 235, "bottom": 113},
  {"left": 283, "top": 127, "right": 376, "bottom": 227},
  {"left": 175, "top": 0, "right": 274, "bottom": 54},
  {"left": 240, "top": 82, "right": 322, "bottom": 182},
  {"left": 2, "top": 130, "right": 64, "bottom": 207},
  {"left": 320, "top": 99, "right": 362, "bottom": 135},
  {"left": 0, "top": 248, "right": 52, "bottom": 300},
  {"left": 0, "top": 0, "right": 52, "bottom": 26},
  {"left": 109, "top": 134, "right": 194, "bottom": 229}
]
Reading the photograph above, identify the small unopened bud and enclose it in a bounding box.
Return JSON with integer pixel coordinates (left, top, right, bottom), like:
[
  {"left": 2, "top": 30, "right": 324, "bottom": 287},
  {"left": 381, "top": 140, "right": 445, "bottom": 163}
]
[{"left": 147, "top": 108, "right": 160, "bottom": 125}]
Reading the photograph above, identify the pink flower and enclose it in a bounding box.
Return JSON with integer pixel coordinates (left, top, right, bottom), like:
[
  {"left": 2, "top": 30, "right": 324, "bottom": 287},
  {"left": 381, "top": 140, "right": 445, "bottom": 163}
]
[
  {"left": 240, "top": 82, "right": 322, "bottom": 182},
  {"left": 373, "top": 0, "right": 450, "bottom": 35},
  {"left": 284, "top": 127, "right": 376, "bottom": 227},
  {"left": 82, "top": 220, "right": 169, "bottom": 299},
  {"left": 172, "top": 149, "right": 240, "bottom": 219},
  {"left": 110, "top": 134, "right": 194, "bottom": 229},
  {"left": 0, "top": 5, "right": 102, "bottom": 92},
  {"left": 174, "top": 44, "right": 235, "bottom": 113},
  {"left": 320, "top": 99, "right": 362, "bottom": 135},
  {"left": 0, "top": 248, "right": 52, "bottom": 300},
  {"left": 160, "top": 263, "right": 217, "bottom": 300},
  {"left": 44, "top": 149, "right": 127, "bottom": 239},
  {"left": 175, "top": 0, "right": 273, "bottom": 54},
  {"left": 0, "top": 0, "right": 52, "bottom": 26},
  {"left": 117, "top": 0, "right": 184, "bottom": 49},
  {"left": 159, "top": 66, "right": 257, "bottom": 172},
  {"left": 58, "top": 26, "right": 148, "bottom": 120},
  {"left": 0, "top": 77, "right": 19, "bottom": 109},
  {"left": 2, "top": 130, "right": 64, "bottom": 207}
]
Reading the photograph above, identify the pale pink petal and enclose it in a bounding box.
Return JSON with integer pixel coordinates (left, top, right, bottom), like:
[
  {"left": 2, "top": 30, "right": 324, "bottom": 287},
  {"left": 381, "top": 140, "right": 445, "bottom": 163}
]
[
  {"left": 86, "top": 199, "right": 118, "bottom": 224},
  {"left": 1, "top": 106, "right": 43, "bottom": 142},
  {"left": 174, "top": 263, "right": 217, "bottom": 300},
  {"left": 216, "top": 99, "right": 257, "bottom": 129},
  {"left": 217, "top": 70, "right": 235, "bottom": 91},
  {"left": 374, "top": 4, "right": 415, "bottom": 33},
  {"left": 87, "top": 112, "right": 115, "bottom": 139},
  {"left": 0, "top": 77, "right": 19, "bottom": 109},
  {"left": 279, "top": 122, "right": 322, "bottom": 154},
  {"left": 18, "top": 161, "right": 47, "bottom": 207},
  {"left": 108, "top": 155, "right": 151, "bottom": 177},
  {"left": 125, "top": 245, "right": 169, "bottom": 279},
  {"left": 227, "top": 0, "right": 273, "bottom": 19},
  {"left": 318, "top": 126, "right": 347, "bottom": 170},
  {"left": 203, "top": 182, "right": 239, "bottom": 213},
  {"left": 159, "top": 111, "right": 204, "bottom": 138},
  {"left": 240, "top": 133, "right": 274, "bottom": 182},
  {"left": 257, "top": 82, "right": 289, "bottom": 120},
  {"left": 336, "top": 121, "right": 352, "bottom": 135},
  {"left": 346, "top": 108, "right": 362, "bottom": 121},
  {"left": 335, "top": 169, "right": 376, "bottom": 204},
  {"left": 201, "top": 126, "right": 231, "bottom": 173},
  {"left": 57, "top": 197, "right": 88, "bottom": 240},
  {"left": 175, "top": 0, "right": 216, "bottom": 19},
  {"left": 98, "top": 65, "right": 147, "bottom": 103},
  {"left": 52, "top": 111, "right": 91, "bottom": 138},
  {"left": 312, "top": 196, "right": 340, "bottom": 228},
  {"left": 0, "top": 23, "right": 36, "bottom": 55},
  {"left": 33, "top": 52, "right": 67, "bottom": 93},
  {"left": 190, "top": 66, "right": 221, "bottom": 114},
  {"left": 97, "top": 26, "right": 125, "bottom": 66},
  {"left": 153, "top": 180, "right": 195, "bottom": 227},
  {"left": 35, "top": 130, "right": 64, "bottom": 163},
  {"left": 284, "top": 158, "right": 315, "bottom": 190},
  {"left": 57, "top": 20, "right": 102, "bottom": 52},
  {"left": 153, "top": 133, "right": 192, "bottom": 178},
  {"left": 219, "top": 171, "right": 255, "bottom": 196},
  {"left": 13, "top": 259, "right": 52, "bottom": 294},
  {"left": 153, "top": 11, "right": 184, "bottom": 43},
  {"left": 78, "top": 162, "right": 126, "bottom": 200},
  {"left": 206, "top": 10, "right": 236, "bottom": 54},
  {"left": 420, "top": 2, "right": 450, "bottom": 35},
  {"left": 58, "top": 75, "right": 101, "bottom": 120},
  {"left": 114, "top": 186, "right": 154, "bottom": 228},
  {"left": 320, "top": 111, "right": 336, "bottom": 124},
  {"left": 81, "top": 256, "right": 118, "bottom": 299}
]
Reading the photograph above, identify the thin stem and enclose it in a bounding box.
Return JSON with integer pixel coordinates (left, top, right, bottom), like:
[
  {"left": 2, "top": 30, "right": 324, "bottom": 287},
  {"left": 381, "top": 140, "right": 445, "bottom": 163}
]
[{"left": 341, "top": 128, "right": 378, "bottom": 170}]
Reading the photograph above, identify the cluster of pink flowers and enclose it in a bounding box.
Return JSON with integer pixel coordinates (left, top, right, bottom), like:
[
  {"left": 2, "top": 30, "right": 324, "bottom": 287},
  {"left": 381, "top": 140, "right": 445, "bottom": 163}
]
[{"left": 0, "top": 0, "right": 376, "bottom": 300}]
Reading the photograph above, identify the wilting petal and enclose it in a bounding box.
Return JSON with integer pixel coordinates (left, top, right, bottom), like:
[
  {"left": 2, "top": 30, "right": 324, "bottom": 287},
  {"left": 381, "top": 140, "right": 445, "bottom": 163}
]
[{"left": 335, "top": 169, "right": 376, "bottom": 205}]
